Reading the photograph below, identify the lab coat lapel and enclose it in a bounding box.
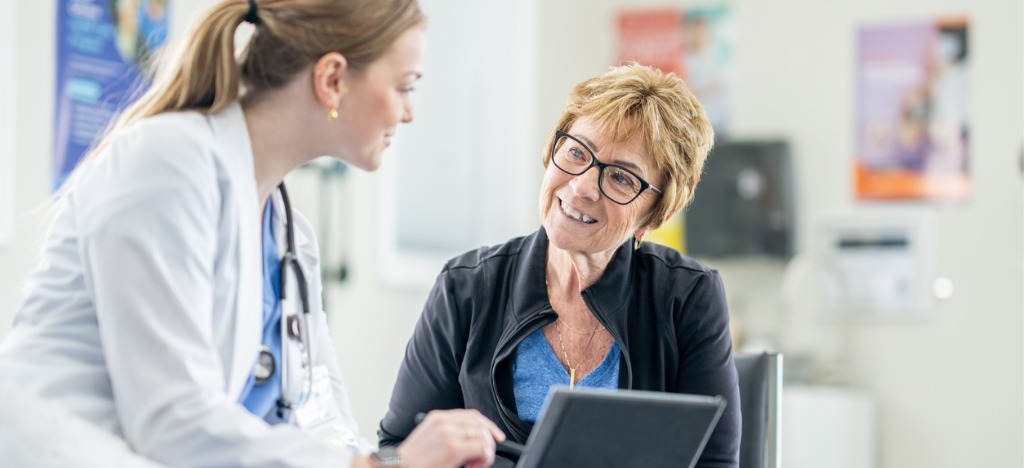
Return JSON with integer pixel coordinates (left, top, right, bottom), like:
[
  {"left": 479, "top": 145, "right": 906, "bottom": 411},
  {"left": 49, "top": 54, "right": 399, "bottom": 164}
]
[{"left": 208, "top": 102, "right": 263, "bottom": 398}]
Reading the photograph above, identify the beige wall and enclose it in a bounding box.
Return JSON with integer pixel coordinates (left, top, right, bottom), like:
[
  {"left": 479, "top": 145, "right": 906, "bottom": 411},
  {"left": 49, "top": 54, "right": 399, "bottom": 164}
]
[{"left": 1, "top": 1, "right": 1021, "bottom": 467}]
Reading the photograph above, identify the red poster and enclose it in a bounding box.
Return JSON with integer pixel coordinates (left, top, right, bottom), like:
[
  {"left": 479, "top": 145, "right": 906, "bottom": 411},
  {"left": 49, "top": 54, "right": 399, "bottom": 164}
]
[
  {"left": 616, "top": 9, "right": 684, "bottom": 76},
  {"left": 616, "top": 7, "right": 735, "bottom": 253}
]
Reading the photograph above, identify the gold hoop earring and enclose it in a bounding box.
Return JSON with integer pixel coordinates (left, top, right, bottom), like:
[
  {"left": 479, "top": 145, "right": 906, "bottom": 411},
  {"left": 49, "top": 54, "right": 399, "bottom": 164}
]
[
  {"left": 327, "top": 108, "right": 338, "bottom": 121},
  {"left": 633, "top": 237, "right": 643, "bottom": 250}
]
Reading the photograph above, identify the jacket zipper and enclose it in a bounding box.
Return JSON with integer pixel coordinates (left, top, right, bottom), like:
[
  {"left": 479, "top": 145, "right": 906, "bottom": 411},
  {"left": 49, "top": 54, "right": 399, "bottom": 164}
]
[
  {"left": 490, "top": 309, "right": 556, "bottom": 442},
  {"left": 582, "top": 290, "right": 633, "bottom": 389}
]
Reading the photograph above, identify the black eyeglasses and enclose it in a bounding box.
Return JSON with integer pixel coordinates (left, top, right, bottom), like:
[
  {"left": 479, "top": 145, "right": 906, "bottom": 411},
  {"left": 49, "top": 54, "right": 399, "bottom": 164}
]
[{"left": 550, "top": 130, "right": 663, "bottom": 205}]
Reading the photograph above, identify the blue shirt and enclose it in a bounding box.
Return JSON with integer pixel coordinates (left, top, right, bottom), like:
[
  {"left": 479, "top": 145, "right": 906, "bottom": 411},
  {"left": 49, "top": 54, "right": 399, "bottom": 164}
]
[
  {"left": 512, "top": 327, "right": 620, "bottom": 423},
  {"left": 237, "top": 200, "right": 284, "bottom": 420}
]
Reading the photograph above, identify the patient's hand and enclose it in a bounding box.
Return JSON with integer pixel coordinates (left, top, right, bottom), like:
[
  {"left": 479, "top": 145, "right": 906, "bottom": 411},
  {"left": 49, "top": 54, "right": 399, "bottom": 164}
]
[{"left": 398, "top": 409, "right": 506, "bottom": 468}]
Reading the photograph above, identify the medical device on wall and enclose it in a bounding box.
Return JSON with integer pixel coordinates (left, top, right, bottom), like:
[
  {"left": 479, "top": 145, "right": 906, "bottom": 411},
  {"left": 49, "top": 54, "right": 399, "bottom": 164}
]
[
  {"left": 773, "top": 212, "right": 942, "bottom": 385},
  {"left": 786, "top": 212, "right": 940, "bottom": 320}
]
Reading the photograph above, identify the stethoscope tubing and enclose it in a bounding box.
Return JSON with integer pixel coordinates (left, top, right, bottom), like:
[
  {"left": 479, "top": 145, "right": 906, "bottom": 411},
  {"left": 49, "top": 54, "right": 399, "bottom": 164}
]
[{"left": 275, "top": 183, "right": 315, "bottom": 413}]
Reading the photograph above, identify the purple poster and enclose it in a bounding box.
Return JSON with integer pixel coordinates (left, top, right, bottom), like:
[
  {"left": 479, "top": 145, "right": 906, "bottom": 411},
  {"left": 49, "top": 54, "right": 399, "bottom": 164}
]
[
  {"left": 855, "top": 18, "right": 970, "bottom": 201},
  {"left": 54, "top": 0, "right": 169, "bottom": 189}
]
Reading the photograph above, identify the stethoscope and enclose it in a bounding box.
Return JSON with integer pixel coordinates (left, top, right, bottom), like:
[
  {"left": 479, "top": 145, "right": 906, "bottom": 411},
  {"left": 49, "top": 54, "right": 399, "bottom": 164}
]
[{"left": 253, "top": 183, "right": 315, "bottom": 417}]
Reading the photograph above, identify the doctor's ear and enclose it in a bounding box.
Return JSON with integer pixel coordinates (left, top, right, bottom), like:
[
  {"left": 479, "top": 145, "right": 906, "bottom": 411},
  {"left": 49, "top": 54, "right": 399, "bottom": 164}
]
[{"left": 312, "top": 52, "right": 350, "bottom": 111}]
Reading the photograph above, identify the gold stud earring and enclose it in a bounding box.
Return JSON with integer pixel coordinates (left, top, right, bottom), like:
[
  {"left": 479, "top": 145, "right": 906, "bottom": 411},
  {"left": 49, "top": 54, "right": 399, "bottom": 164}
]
[{"left": 327, "top": 108, "right": 338, "bottom": 121}]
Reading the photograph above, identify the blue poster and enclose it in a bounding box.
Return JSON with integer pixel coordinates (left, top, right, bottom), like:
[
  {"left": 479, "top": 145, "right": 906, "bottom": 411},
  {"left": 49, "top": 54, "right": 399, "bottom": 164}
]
[{"left": 54, "top": 0, "right": 169, "bottom": 189}]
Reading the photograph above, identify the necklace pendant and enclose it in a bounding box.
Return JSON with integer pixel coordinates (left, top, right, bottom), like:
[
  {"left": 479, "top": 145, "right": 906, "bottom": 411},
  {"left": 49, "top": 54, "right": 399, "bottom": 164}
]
[{"left": 569, "top": 367, "right": 576, "bottom": 390}]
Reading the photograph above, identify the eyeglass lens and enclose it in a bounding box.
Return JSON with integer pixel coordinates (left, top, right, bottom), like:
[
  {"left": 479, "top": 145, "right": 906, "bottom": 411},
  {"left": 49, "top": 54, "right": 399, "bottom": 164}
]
[{"left": 552, "top": 135, "right": 645, "bottom": 204}]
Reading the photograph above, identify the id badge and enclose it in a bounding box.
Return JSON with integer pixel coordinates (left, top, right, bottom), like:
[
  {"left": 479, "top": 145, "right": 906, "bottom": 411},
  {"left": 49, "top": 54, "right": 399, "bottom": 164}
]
[{"left": 291, "top": 365, "right": 368, "bottom": 453}]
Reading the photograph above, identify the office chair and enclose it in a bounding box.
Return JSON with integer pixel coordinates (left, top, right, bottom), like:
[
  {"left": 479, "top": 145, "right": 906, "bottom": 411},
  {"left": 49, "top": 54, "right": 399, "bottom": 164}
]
[{"left": 734, "top": 352, "right": 783, "bottom": 468}]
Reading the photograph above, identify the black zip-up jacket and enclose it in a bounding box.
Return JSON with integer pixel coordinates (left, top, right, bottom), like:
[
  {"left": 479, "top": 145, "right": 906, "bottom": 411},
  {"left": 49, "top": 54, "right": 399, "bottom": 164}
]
[{"left": 379, "top": 228, "right": 740, "bottom": 468}]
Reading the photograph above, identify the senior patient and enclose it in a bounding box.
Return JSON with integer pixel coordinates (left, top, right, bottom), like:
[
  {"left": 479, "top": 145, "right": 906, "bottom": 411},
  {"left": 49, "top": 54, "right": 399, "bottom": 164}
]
[{"left": 379, "top": 64, "right": 741, "bottom": 467}]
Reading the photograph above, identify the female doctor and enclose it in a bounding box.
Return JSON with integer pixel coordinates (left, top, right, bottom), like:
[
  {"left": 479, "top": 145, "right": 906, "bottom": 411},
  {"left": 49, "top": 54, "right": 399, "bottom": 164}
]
[{"left": 0, "top": 0, "right": 503, "bottom": 467}]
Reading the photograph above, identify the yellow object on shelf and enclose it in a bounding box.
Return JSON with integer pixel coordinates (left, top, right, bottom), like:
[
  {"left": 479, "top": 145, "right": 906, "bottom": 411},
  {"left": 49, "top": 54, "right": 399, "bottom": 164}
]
[{"left": 644, "top": 212, "right": 686, "bottom": 254}]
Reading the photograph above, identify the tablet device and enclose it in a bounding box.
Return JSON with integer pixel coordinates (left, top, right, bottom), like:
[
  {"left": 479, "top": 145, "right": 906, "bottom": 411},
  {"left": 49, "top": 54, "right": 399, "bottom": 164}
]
[{"left": 514, "top": 387, "right": 726, "bottom": 468}]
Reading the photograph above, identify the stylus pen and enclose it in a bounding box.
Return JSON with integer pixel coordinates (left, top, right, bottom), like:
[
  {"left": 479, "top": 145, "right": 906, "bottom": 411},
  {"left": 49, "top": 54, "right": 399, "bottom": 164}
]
[{"left": 413, "top": 412, "right": 525, "bottom": 458}]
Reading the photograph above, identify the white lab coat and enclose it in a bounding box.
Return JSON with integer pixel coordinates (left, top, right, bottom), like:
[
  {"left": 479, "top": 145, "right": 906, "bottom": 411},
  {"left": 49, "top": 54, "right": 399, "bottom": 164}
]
[{"left": 0, "top": 102, "right": 357, "bottom": 467}]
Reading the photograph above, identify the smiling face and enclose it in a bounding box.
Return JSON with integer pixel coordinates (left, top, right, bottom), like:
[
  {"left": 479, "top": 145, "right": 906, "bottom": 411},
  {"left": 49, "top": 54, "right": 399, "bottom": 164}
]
[
  {"left": 539, "top": 116, "right": 663, "bottom": 256},
  {"left": 332, "top": 24, "right": 426, "bottom": 171}
]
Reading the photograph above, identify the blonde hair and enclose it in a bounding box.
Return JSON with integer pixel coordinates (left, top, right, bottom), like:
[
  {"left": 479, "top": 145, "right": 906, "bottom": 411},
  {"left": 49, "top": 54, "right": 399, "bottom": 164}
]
[
  {"left": 542, "top": 64, "right": 714, "bottom": 231},
  {"left": 67, "top": 0, "right": 424, "bottom": 185}
]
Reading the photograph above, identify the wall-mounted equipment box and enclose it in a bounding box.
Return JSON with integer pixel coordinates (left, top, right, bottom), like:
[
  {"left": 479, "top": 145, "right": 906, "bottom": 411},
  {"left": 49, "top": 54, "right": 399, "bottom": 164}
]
[
  {"left": 686, "top": 140, "right": 795, "bottom": 258},
  {"left": 813, "top": 213, "right": 937, "bottom": 319}
]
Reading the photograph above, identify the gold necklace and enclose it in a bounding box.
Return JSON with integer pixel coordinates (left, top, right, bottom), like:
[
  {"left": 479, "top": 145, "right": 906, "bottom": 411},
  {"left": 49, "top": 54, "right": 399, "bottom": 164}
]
[
  {"left": 555, "top": 320, "right": 598, "bottom": 390},
  {"left": 560, "top": 320, "right": 604, "bottom": 335}
]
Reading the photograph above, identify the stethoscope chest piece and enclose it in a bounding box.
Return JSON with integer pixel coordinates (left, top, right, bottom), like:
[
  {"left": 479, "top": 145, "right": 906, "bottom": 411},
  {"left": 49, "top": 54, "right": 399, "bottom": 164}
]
[{"left": 254, "top": 345, "right": 276, "bottom": 385}]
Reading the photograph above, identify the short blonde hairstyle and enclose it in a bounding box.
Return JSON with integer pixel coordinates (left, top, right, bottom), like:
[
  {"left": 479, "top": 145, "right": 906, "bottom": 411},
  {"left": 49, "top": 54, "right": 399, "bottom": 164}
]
[{"left": 542, "top": 64, "right": 714, "bottom": 231}]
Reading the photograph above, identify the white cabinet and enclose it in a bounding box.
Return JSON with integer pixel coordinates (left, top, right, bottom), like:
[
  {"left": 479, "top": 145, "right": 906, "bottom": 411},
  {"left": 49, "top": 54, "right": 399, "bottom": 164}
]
[{"left": 782, "top": 386, "right": 876, "bottom": 468}]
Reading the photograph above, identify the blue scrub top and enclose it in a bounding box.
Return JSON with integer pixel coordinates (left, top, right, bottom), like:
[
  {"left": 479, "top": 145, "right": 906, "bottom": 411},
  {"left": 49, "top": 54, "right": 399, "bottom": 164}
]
[
  {"left": 237, "top": 200, "right": 284, "bottom": 420},
  {"left": 512, "top": 328, "right": 620, "bottom": 423}
]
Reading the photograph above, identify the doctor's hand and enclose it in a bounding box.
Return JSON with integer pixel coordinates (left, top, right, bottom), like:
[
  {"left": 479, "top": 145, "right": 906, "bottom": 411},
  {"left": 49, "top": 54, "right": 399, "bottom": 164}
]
[{"left": 397, "top": 409, "right": 505, "bottom": 468}]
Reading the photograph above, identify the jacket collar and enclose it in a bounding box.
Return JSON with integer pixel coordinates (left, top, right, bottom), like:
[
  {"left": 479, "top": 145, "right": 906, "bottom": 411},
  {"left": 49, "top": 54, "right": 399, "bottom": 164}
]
[{"left": 510, "top": 227, "right": 635, "bottom": 327}]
